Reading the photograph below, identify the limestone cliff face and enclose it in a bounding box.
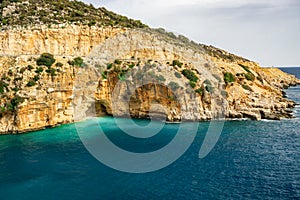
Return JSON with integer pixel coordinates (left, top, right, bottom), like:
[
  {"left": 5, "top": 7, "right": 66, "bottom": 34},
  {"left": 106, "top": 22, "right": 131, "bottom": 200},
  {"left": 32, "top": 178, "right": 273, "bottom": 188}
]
[
  {"left": 0, "top": 25, "right": 126, "bottom": 56},
  {"left": 0, "top": 26, "right": 299, "bottom": 134}
]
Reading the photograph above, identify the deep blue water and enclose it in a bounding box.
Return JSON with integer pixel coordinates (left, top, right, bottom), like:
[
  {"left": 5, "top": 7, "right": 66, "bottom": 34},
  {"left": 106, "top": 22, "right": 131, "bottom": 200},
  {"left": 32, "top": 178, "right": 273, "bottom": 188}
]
[
  {"left": 280, "top": 67, "right": 300, "bottom": 79},
  {"left": 0, "top": 68, "right": 299, "bottom": 200}
]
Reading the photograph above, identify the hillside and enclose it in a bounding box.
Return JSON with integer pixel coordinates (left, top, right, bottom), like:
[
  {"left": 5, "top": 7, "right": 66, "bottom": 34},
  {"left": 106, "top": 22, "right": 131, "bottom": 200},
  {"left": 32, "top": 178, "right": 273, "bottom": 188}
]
[
  {"left": 0, "top": 0, "right": 299, "bottom": 134},
  {"left": 0, "top": 0, "right": 147, "bottom": 28}
]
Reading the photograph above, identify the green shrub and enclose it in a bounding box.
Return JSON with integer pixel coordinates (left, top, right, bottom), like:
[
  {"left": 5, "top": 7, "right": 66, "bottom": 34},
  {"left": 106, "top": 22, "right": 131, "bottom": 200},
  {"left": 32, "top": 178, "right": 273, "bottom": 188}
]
[
  {"left": 26, "top": 80, "right": 36, "bottom": 87},
  {"left": 35, "top": 67, "right": 44, "bottom": 74},
  {"left": 195, "top": 88, "right": 203, "bottom": 95},
  {"left": 74, "top": 57, "right": 84, "bottom": 67},
  {"left": 239, "top": 64, "right": 252, "bottom": 73},
  {"left": 245, "top": 73, "right": 255, "bottom": 81},
  {"left": 6, "top": 103, "right": 14, "bottom": 112},
  {"left": 68, "top": 57, "right": 84, "bottom": 67},
  {"left": 20, "top": 67, "right": 26, "bottom": 73},
  {"left": 0, "top": 106, "right": 6, "bottom": 114},
  {"left": 114, "top": 59, "right": 122, "bottom": 65},
  {"left": 88, "top": 21, "right": 96, "bottom": 27},
  {"left": 8, "top": 69, "right": 13, "bottom": 76},
  {"left": 14, "top": 77, "right": 23, "bottom": 81},
  {"left": 117, "top": 71, "right": 126, "bottom": 81},
  {"left": 0, "top": 81, "right": 8, "bottom": 94},
  {"left": 172, "top": 60, "right": 183, "bottom": 67},
  {"left": 12, "top": 87, "right": 19, "bottom": 92},
  {"left": 204, "top": 79, "right": 212, "bottom": 86},
  {"left": 189, "top": 81, "right": 196, "bottom": 88},
  {"left": 168, "top": 81, "right": 180, "bottom": 91},
  {"left": 205, "top": 85, "right": 214, "bottom": 93},
  {"left": 156, "top": 75, "right": 166, "bottom": 82},
  {"left": 101, "top": 72, "right": 107, "bottom": 79},
  {"left": 107, "top": 63, "right": 113, "bottom": 70},
  {"left": 46, "top": 68, "right": 56, "bottom": 76},
  {"left": 174, "top": 71, "right": 182, "bottom": 78},
  {"left": 128, "top": 63, "right": 135, "bottom": 69},
  {"left": 242, "top": 84, "right": 253, "bottom": 92},
  {"left": 10, "top": 95, "right": 24, "bottom": 110},
  {"left": 224, "top": 72, "right": 235, "bottom": 83},
  {"left": 221, "top": 90, "right": 228, "bottom": 97},
  {"left": 27, "top": 65, "right": 34, "bottom": 71},
  {"left": 182, "top": 69, "right": 198, "bottom": 82},
  {"left": 55, "top": 62, "right": 63, "bottom": 67},
  {"left": 33, "top": 75, "right": 40, "bottom": 82},
  {"left": 36, "top": 53, "right": 56, "bottom": 67}
]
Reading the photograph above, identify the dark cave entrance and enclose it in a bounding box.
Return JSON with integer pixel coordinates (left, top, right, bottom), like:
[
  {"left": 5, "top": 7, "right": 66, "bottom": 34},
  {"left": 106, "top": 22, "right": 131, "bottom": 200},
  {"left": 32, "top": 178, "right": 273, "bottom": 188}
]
[{"left": 85, "top": 100, "right": 110, "bottom": 117}]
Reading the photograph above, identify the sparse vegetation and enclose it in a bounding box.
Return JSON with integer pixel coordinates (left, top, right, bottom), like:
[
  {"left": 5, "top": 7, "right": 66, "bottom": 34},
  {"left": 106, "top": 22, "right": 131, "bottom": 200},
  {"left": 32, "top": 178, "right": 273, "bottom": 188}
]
[
  {"left": 245, "top": 73, "right": 255, "bottom": 81},
  {"left": 195, "top": 88, "right": 203, "bottom": 95},
  {"left": 221, "top": 90, "right": 228, "bottom": 97},
  {"left": 224, "top": 72, "right": 235, "bottom": 83},
  {"left": 107, "top": 63, "right": 113, "bottom": 70},
  {"left": 69, "top": 57, "right": 84, "bottom": 67},
  {"left": 10, "top": 95, "right": 24, "bottom": 110},
  {"left": 205, "top": 85, "right": 214, "bottom": 93},
  {"left": 239, "top": 64, "right": 252, "bottom": 73},
  {"left": 168, "top": 82, "right": 180, "bottom": 91},
  {"left": 174, "top": 71, "right": 182, "bottom": 78},
  {"left": 117, "top": 70, "right": 127, "bottom": 81},
  {"left": 101, "top": 71, "right": 107, "bottom": 80},
  {"left": 114, "top": 59, "right": 122, "bottom": 65},
  {"left": 0, "top": 0, "right": 148, "bottom": 28},
  {"left": 26, "top": 80, "right": 36, "bottom": 87},
  {"left": 8, "top": 69, "right": 13, "bottom": 76},
  {"left": 36, "top": 53, "right": 56, "bottom": 67},
  {"left": 35, "top": 67, "right": 44, "bottom": 74},
  {"left": 189, "top": 81, "right": 196, "bottom": 88},
  {"left": 55, "top": 62, "right": 63, "bottom": 67},
  {"left": 242, "top": 84, "right": 253, "bottom": 92},
  {"left": 20, "top": 67, "right": 26, "bottom": 73},
  {"left": 0, "top": 80, "right": 8, "bottom": 94},
  {"left": 172, "top": 60, "right": 183, "bottom": 67},
  {"left": 182, "top": 69, "right": 198, "bottom": 82},
  {"left": 33, "top": 75, "right": 39, "bottom": 81},
  {"left": 27, "top": 65, "right": 34, "bottom": 71},
  {"left": 204, "top": 79, "right": 212, "bottom": 86},
  {"left": 46, "top": 68, "right": 56, "bottom": 76},
  {"left": 156, "top": 75, "right": 166, "bottom": 82}
]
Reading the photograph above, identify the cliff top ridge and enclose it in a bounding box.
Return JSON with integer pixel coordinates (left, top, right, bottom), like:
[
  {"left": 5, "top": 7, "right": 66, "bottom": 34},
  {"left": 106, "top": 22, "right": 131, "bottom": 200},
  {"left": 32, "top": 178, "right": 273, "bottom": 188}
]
[{"left": 0, "top": 0, "right": 147, "bottom": 29}]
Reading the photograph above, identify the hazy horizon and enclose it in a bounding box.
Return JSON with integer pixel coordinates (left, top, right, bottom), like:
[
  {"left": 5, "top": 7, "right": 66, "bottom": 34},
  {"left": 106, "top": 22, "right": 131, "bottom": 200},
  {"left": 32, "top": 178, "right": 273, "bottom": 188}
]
[{"left": 83, "top": 0, "right": 300, "bottom": 67}]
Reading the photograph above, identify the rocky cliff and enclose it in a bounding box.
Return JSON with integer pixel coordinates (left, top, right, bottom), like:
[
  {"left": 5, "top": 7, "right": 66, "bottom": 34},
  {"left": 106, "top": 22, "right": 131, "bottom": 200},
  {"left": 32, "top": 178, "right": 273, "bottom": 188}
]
[{"left": 0, "top": 1, "right": 299, "bottom": 134}]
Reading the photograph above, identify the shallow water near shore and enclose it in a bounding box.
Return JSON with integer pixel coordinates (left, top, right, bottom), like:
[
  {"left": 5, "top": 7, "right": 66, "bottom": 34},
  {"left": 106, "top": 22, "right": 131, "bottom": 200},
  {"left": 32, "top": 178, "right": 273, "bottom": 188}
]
[{"left": 0, "top": 68, "right": 299, "bottom": 199}]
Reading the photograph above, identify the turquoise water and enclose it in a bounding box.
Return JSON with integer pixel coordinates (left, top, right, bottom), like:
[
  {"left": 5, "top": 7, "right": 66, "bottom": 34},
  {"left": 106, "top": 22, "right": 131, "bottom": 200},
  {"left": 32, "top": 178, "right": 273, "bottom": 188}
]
[{"left": 0, "top": 68, "right": 299, "bottom": 199}]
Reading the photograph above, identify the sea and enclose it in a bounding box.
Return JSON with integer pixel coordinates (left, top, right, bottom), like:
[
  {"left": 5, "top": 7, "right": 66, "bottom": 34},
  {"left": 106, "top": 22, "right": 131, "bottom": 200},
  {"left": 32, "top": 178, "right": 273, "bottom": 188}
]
[{"left": 0, "top": 67, "right": 299, "bottom": 200}]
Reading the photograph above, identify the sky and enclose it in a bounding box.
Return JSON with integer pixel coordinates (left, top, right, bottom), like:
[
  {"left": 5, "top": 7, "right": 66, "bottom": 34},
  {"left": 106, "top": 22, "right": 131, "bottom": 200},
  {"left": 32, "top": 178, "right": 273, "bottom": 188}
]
[{"left": 83, "top": 0, "right": 300, "bottom": 67}]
